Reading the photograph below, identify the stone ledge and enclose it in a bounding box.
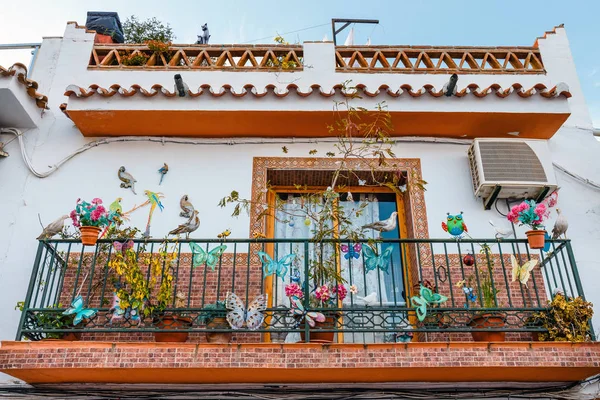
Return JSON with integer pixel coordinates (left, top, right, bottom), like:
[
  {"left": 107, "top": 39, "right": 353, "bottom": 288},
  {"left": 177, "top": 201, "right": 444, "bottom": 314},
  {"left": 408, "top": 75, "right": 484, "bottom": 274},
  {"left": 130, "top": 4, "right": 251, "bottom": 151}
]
[{"left": 1, "top": 341, "right": 599, "bottom": 384}]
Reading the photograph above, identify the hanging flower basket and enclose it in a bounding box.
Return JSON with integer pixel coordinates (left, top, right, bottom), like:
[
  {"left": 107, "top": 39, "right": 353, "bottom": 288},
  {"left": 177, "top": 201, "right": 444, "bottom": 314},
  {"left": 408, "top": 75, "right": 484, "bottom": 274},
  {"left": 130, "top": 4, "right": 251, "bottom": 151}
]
[
  {"left": 79, "top": 226, "right": 101, "bottom": 246},
  {"left": 525, "top": 230, "right": 546, "bottom": 249}
]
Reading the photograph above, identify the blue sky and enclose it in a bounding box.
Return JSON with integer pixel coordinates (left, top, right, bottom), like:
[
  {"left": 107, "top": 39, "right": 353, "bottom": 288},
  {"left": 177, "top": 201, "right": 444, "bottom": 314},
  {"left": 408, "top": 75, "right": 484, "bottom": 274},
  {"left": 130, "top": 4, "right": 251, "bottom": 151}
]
[{"left": 1, "top": 0, "right": 599, "bottom": 126}]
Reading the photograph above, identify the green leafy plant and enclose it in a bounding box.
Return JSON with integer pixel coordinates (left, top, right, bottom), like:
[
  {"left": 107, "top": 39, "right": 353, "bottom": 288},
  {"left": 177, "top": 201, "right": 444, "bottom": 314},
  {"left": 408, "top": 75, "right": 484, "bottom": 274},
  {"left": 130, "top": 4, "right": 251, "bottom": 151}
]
[
  {"left": 219, "top": 82, "right": 427, "bottom": 288},
  {"left": 108, "top": 241, "right": 177, "bottom": 317},
  {"left": 198, "top": 301, "right": 227, "bottom": 325},
  {"left": 123, "top": 16, "right": 175, "bottom": 44},
  {"left": 120, "top": 52, "right": 149, "bottom": 66},
  {"left": 530, "top": 294, "right": 593, "bottom": 342},
  {"left": 16, "top": 301, "right": 75, "bottom": 339},
  {"left": 264, "top": 35, "right": 302, "bottom": 70},
  {"left": 457, "top": 244, "right": 500, "bottom": 309}
]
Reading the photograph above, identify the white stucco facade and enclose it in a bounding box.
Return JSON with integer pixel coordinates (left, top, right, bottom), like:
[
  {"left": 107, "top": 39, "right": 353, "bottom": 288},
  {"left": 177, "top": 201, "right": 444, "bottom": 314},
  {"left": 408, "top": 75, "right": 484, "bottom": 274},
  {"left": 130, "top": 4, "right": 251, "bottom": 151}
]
[{"left": 0, "top": 20, "right": 599, "bottom": 353}]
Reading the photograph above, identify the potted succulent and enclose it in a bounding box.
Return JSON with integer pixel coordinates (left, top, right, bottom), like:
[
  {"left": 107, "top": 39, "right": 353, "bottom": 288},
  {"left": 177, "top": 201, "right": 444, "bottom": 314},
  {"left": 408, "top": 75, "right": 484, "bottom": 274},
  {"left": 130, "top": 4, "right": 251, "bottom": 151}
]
[
  {"left": 70, "top": 198, "right": 111, "bottom": 245},
  {"left": 458, "top": 244, "right": 506, "bottom": 342},
  {"left": 198, "top": 301, "right": 231, "bottom": 343},
  {"left": 529, "top": 293, "right": 593, "bottom": 342},
  {"left": 507, "top": 200, "right": 550, "bottom": 249}
]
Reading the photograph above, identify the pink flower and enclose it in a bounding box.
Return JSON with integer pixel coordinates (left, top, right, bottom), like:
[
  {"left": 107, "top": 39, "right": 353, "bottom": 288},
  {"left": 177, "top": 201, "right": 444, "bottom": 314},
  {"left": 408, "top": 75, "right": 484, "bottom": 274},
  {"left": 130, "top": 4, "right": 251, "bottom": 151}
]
[
  {"left": 315, "top": 285, "right": 330, "bottom": 302},
  {"left": 90, "top": 209, "right": 101, "bottom": 221},
  {"left": 91, "top": 198, "right": 102, "bottom": 205},
  {"left": 534, "top": 203, "right": 547, "bottom": 219},
  {"left": 335, "top": 284, "right": 347, "bottom": 301},
  {"left": 69, "top": 210, "right": 77, "bottom": 219},
  {"left": 95, "top": 205, "right": 106, "bottom": 214},
  {"left": 349, "top": 284, "right": 358, "bottom": 295},
  {"left": 285, "top": 283, "right": 303, "bottom": 298}
]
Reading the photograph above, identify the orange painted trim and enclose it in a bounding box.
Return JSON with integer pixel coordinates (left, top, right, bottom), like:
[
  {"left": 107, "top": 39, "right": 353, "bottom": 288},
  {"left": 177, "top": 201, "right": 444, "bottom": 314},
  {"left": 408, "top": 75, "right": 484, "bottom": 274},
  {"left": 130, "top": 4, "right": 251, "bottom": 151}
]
[
  {"left": 65, "top": 110, "right": 570, "bottom": 140},
  {"left": 3, "top": 366, "right": 599, "bottom": 385}
]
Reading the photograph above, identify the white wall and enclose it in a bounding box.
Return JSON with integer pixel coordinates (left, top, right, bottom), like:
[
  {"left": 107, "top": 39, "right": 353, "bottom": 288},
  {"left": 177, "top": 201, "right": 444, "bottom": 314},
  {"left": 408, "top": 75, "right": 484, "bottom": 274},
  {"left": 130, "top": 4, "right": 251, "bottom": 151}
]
[{"left": 1, "top": 22, "right": 599, "bottom": 348}]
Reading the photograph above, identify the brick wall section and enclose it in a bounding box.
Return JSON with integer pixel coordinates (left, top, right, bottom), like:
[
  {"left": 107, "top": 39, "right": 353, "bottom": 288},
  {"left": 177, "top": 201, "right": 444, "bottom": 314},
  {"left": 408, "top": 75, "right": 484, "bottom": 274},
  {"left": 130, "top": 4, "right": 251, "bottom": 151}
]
[{"left": 1, "top": 342, "right": 599, "bottom": 384}]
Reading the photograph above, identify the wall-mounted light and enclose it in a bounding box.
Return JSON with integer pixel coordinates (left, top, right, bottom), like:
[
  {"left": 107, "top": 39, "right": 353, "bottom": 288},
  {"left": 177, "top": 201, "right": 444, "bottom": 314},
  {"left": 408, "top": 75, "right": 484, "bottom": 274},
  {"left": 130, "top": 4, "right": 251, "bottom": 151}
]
[
  {"left": 174, "top": 74, "right": 188, "bottom": 97},
  {"left": 443, "top": 74, "right": 458, "bottom": 97}
]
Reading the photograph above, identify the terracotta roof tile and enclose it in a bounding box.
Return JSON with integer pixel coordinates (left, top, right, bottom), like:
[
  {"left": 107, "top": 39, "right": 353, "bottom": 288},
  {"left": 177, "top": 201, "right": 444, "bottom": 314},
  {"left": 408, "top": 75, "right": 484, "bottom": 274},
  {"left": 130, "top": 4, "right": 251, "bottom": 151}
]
[
  {"left": 0, "top": 63, "right": 49, "bottom": 109},
  {"left": 64, "top": 83, "right": 572, "bottom": 100}
]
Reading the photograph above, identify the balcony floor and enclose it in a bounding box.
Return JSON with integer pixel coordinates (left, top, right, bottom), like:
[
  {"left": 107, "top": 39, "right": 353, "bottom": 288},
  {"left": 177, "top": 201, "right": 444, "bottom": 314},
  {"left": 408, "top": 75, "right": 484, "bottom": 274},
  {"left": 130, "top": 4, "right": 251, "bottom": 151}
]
[{"left": 1, "top": 341, "right": 599, "bottom": 386}]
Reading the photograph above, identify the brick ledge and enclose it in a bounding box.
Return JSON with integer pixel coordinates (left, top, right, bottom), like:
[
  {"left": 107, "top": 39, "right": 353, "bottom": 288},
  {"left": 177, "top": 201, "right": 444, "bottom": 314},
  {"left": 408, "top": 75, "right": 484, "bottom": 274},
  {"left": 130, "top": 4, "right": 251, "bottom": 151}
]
[{"left": 1, "top": 341, "right": 599, "bottom": 385}]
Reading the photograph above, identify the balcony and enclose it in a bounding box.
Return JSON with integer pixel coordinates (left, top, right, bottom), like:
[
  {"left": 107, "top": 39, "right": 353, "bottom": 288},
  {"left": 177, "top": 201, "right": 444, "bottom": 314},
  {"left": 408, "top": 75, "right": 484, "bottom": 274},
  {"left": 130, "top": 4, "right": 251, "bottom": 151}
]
[{"left": 1, "top": 237, "right": 598, "bottom": 386}]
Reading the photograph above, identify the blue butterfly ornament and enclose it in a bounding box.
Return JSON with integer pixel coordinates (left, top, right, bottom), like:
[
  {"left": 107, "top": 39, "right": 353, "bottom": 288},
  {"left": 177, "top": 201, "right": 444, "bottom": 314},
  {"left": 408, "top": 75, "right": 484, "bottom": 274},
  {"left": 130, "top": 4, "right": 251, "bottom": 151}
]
[
  {"left": 257, "top": 251, "right": 296, "bottom": 279},
  {"left": 363, "top": 245, "right": 393, "bottom": 273},
  {"left": 63, "top": 295, "right": 98, "bottom": 325}
]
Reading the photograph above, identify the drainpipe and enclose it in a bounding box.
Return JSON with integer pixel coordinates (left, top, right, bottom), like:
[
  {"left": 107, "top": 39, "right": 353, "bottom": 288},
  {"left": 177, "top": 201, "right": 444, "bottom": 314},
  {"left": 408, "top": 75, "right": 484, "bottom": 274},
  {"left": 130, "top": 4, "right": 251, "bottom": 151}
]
[{"left": 0, "top": 43, "right": 42, "bottom": 74}]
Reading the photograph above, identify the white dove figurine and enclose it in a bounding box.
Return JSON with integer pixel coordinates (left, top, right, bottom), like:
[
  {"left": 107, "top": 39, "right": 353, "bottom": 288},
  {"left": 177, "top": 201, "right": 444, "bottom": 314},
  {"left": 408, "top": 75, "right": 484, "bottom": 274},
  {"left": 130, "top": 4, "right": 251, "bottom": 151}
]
[
  {"left": 552, "top": 208, "right": 568, "bottom": 239},
  {"left": 37, "top": 214, "right": 69, "bottom": 240},
  {"left": 357, "top": 292, "right": 378, "bottom": 306},
  {"left": 361, "top": 212, "right": 398, "bottom": 232},
  {"left": 489, "top": 220, "right": 513, "bottom": 239}
]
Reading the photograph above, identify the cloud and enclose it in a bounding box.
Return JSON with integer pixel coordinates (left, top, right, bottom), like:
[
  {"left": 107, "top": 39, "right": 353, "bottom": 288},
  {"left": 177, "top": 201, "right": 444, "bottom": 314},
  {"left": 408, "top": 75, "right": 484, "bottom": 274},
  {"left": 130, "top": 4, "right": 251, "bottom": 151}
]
[{"left": 589, "top": 68, "right": 598, "bottom": 77}]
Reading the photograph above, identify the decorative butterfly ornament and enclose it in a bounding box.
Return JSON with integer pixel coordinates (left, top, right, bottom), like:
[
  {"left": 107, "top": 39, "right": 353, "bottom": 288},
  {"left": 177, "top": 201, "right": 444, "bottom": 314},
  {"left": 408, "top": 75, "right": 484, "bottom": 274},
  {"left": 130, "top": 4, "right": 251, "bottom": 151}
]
[
  {"left": 410, "top": 285, "right": 448, "bottom": 322},
  {"left": 257, "top": 251, "right": 296, "bottom": 279},
  {"left": 289, "top": 295, "right": 325, "bottom": 327},
  {"left": 341, "top": 243, "right": 362, "bottom": 260},
  {"left": 462, "top": 286, "right": 477, "bottom": 303},
  {"left": 63, "top": 295, "right": 98, "bottom": 325},
  {"left": 113, "top": 240, "right": 134, "bottom": 255},
  {"left": 511, "top": 255, "right": 538, "bottom": 287},
  {"left": 189, "top": 243, "right": 227, "bottom": 270},
  {"left": 225, "top": 292, "right": 268, "bottom": 330},
  {"left": 363, "top": 245, "right": 393, "bottom": 273}
]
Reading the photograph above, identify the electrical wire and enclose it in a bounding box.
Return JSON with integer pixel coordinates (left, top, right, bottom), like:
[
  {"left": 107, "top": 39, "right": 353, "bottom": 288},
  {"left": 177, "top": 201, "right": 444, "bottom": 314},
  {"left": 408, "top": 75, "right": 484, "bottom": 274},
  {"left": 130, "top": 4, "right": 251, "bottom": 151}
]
[{"left": 243, "top": 23, "right": 330, "bottom": 44}]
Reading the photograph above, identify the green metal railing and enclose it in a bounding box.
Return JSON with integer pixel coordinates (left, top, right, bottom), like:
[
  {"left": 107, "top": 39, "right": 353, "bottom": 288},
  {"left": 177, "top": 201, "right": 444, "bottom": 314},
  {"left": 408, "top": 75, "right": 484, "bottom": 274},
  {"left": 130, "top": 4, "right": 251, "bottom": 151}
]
[{"left": 16, "top": 238, "right": 588, "bottom": 343}]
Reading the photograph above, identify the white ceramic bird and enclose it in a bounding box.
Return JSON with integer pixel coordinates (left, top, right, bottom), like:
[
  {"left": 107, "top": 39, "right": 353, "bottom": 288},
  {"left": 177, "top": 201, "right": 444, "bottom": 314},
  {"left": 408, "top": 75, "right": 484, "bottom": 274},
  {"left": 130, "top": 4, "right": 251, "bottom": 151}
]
[
  {"left": 37, "top": 215, "right": 69, "bottom": 239},
  {"left": 357, "top": 292, "right": 378, "bottom": 306},
  {"left": 552, "top": 208, "right": 568, "bottom": 239},
  {"left": 169, "top": 210, "right": 200, "bottom": 238},
  {"left": 489, "top": 220, "right": 513, "bottom": 239},
  {"left": 361, "top": 212, "right": 398, "bottom": 232},
  {"left": 347, "top": 192, "right": 354, "bottom": 203}
]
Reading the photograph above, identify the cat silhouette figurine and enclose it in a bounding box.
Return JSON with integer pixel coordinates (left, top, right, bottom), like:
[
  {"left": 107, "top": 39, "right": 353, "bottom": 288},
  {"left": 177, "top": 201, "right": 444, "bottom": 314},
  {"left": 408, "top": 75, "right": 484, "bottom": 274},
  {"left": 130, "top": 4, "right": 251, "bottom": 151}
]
[{"left": 196, "top": 23, "right": 211, "bottom": 44}]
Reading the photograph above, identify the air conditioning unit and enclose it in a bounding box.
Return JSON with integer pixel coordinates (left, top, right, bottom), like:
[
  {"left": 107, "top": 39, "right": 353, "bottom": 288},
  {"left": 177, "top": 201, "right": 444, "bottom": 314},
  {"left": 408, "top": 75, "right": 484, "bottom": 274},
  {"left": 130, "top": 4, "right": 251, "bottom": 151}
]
[{"left": 468, "top": 139, "right": 557, "bottom": 209}]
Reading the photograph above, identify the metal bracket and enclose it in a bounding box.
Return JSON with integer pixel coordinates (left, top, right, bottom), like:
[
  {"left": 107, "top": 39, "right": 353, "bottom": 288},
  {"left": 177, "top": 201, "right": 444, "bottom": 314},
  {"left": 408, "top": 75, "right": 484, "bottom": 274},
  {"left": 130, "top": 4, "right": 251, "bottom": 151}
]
[{"left": 483, "top": 185, "right": 502, "bottom": 210}]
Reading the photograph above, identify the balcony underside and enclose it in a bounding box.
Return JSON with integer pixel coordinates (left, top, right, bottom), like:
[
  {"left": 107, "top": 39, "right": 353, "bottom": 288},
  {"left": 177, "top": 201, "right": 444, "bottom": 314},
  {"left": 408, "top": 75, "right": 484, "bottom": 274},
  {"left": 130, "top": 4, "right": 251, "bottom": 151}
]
[
  {"left": 65, "top": 109, "right": 570, "bottom": 139},
  {"left": 1, "top": 342, "right": 599, "bottom": 385}
]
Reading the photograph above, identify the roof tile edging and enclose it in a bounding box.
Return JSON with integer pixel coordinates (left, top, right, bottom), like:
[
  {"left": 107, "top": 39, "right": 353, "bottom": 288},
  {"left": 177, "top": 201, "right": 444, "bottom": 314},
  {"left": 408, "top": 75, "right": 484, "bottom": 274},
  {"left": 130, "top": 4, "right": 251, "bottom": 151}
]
[
  {"left": 63, "top": 82, "right": 572, "bottom": 101},
  {"left": 0, "top": 63, "right": 49, "bottom": 109},
  {"left": 534, "top": 24, "right": 565, "bottom": 47}
]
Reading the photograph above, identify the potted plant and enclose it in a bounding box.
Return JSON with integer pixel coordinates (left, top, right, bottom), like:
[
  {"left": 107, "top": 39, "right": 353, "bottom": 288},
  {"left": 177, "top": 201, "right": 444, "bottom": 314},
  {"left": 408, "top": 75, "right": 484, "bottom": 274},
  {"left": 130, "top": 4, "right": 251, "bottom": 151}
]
[
  {"left": 198, "top": 300, "right": 231, "bottom": 343},
  {"left": 507, "top": 200, "right": 550, "bottom": 249},
  {"left": 16, "top": 302, "right": 80, "bottom": 341},
  {"left": 70, "top": 198, "right": 111, "bottom": 245},
  {"left": 411, "top": 280, "right": 449, "bottom": 329},
  {"left": 285, "top": 282, "right": 347, "bottom": 343},
  {"left": 458, "top": 244, "right": 506, "bottom": 342},
  {"left": 108, "top": 241, "right": 192, "bottom": 342},
  {"left": 529, "top": 293, "right": 593, "bottom": 342}
]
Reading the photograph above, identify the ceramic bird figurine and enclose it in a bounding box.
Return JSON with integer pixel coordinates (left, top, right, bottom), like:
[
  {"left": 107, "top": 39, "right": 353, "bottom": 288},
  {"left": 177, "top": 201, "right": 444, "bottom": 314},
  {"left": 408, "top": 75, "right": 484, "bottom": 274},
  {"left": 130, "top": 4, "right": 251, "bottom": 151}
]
[
  {"left": 142, "top": 190, "right": 164, "bottom": 238},
  {"left": 252, "top": 231, "right": 266, "bottom": 239},
  {"left": 442, "top": 212, "right": 468, "bottom": 238},
  {"left": 552, "top": 208, "right": 568, "bottom": 239},
  {"left": 179, "top": 195, "right": 194, "bottom": 219},
  {"left": 357, "top": 292, "right": 378, "bottom": 306},
  {"left": 361, "top": 212, "right": 398, "bottom": 232},
  {"left": 109, "top": 197, "right": 123, "bottom": 215},
  {"left": 158, "top": 163, "right": 169, "bottom": 185},
  {"left": 37, "top": 214, "right": 69, "bottom": 239},
  {"left": 347, "top": 192, "right": 354, "bottom": 203},
  {"left": 169, "top": 210, "right": 200, "bottom": 238},
  {"left": 218, "top": 229, "right": 232, "bottom": 239},
  {"left": 489, "top": 220, "right": 513, "bottom": 239},
  {"left": 118, "top": 166, "right": 137, "bottom": 195}
]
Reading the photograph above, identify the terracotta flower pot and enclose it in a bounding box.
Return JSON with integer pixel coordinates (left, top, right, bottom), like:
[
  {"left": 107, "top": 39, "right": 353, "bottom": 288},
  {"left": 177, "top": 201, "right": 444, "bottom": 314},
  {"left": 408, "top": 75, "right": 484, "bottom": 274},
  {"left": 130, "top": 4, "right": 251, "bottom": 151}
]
[
  {"left": 468, "top": 313, "right": 506, "bottom": 342},
  {"left": 300, "top": 316, "right": 337, "bottom": 343},
  {"left": 95, "top": 33, "right": 114, "bottom": 44},
  {"left": 153, "top": 315, "right": 192, "bottom": 342},
  {"left": 80, "top": 226, "right": 101, "bottom": 246},
  {"left": 526, "top": 230, "right": 546, "bottom": 249},
  {"left": 205, "top": 317, "right": 232, "bottom": 343}
]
